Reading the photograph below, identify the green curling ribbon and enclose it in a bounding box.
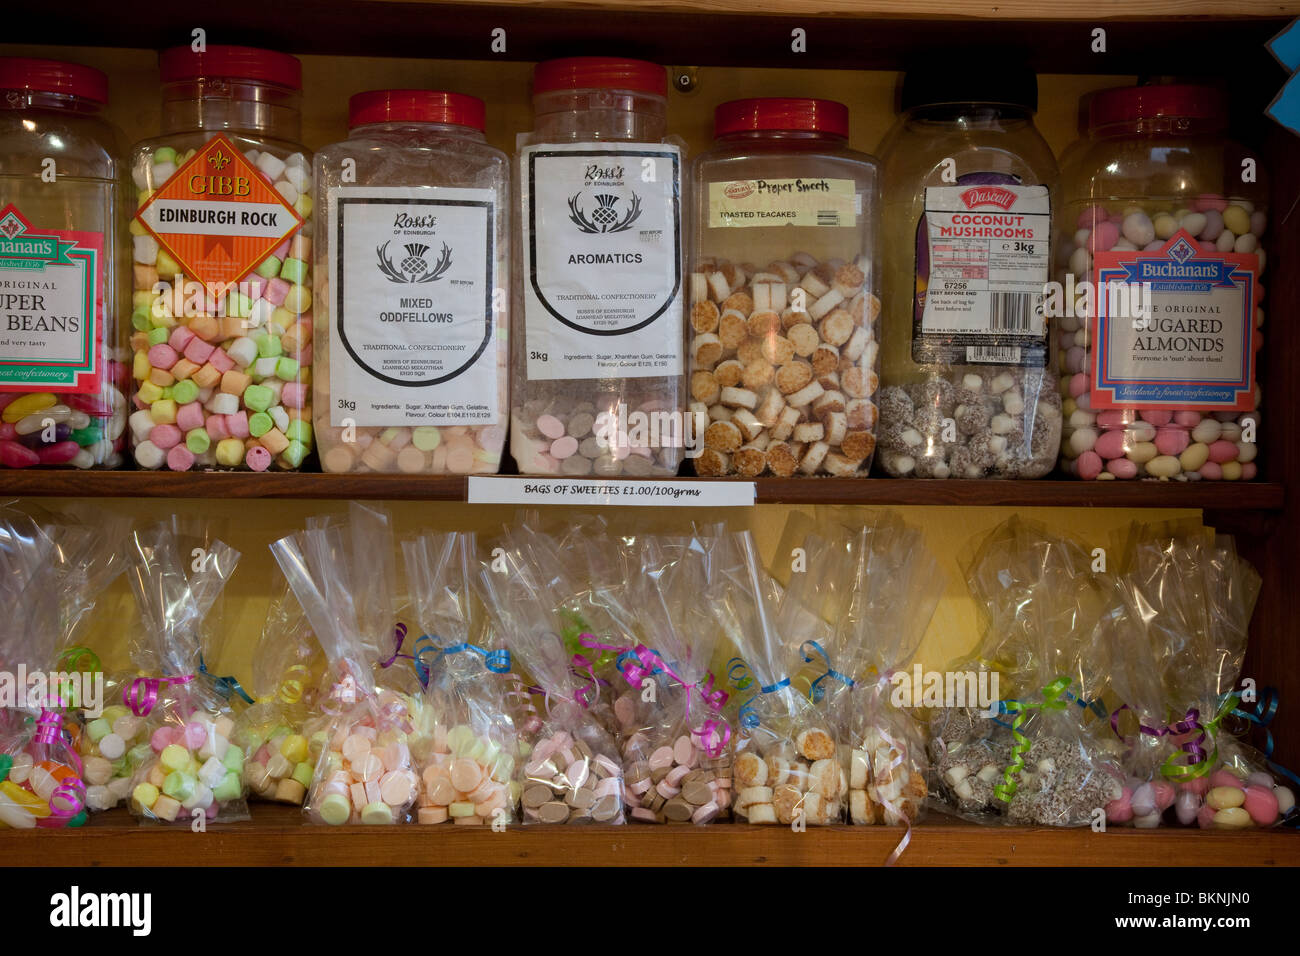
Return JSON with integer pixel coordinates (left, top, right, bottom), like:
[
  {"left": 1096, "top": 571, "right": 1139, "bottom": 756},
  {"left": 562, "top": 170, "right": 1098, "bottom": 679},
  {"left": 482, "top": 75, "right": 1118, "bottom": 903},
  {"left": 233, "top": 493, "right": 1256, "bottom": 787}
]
[
  {"left": 560, "top": 608, "right": 614, "bottom": 669},
  {"left": 1158, "top": 694, "right": 1238, "bottom": 782},
  {"left": 53, "top": 646, "right": 102, "bottom": 711},
  {"left": 993, "top": 676, "right": 1072, "bottom": 804}
]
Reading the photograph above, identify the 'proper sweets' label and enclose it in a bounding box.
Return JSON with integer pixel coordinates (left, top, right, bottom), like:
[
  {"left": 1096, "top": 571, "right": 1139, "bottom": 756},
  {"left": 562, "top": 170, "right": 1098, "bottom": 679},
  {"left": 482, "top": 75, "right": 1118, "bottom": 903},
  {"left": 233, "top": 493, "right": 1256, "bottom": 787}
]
[
  {"left": 0, "top": 205, "right": 103, "bottom": 392},
  {"left": 521, "top": 143, "right": 683, "bottom": 381},
  {"left": 913, "top": 183, "right": 1050, "bottom": 367},
  {"left": 708, "top": 178, "right": 857, "bottom": 228},
  {"left": 136, "top": 133, "right": 303, "bottom": 287},
  {"left": 328, "top": 186, "right": 499, "bottom": 427},
  {"left": 1091, "top": 230, "right": 1256, "bottom": 410}
]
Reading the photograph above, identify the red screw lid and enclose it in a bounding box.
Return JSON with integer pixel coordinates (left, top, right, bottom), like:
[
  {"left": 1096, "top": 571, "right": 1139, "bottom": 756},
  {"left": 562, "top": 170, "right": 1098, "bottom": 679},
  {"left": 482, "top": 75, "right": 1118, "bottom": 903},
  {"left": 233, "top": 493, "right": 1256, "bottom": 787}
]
[
  {"left": 159, "top": 45, "right": 302, "bottom": 90},
  {"left": 0, "top": 57, "right": 108, "bottom": 105},
  {"left": 1089, "top": 84, "right": 1227, "bottom": 129},
  {"left": 714, "top": 98, "right": 849, "bottom": 138},
  {"left": 349, "top": 90, "right": 486, "bottom": 131},
  {"left": 533, "top": 57, "right": 666, "bottom": 97}
]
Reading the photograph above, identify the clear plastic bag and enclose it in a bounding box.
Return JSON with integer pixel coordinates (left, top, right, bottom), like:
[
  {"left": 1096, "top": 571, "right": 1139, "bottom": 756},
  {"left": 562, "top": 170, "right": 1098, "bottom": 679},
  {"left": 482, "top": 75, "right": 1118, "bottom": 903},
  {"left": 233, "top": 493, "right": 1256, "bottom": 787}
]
[
  {"left": 271, "top": 504, "right": 417, "bottom": 825},
  {"left": 1101, "top": 524, "right": 1288, "bottom": 827},
  {"left": 233, "top": 566, "right": 326, "bottom": 806},
  {"left": 705, "top": 529, "right": 841, "bottom": 826},
  {"left": 477, "top": 524, "right": 625, "bottom": 825},
  {"left": 403, "top": 530, "right": 517, "bottom": 826},
  {"left": 927, "top": 517, "right": 1122, "bottom": 826},
  {"left": 122, "top": 521, "right": 245, "bottom": 824},
  {"left": 612, "top": 535, "right": 734, "bottom": 824},
  {"left": 780, "top": 512, "right": 942, "bottom": 834}
]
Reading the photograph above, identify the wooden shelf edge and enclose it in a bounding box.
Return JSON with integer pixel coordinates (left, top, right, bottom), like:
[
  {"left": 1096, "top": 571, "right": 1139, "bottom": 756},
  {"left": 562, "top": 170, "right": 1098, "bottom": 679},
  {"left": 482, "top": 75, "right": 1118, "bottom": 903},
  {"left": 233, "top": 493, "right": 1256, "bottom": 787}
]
[
  {"left": 6, "top": 806, "right": 1296, "bottom": 866},
  {"left": 0, "top": 472, "right": 1284, "bottom": 509}
]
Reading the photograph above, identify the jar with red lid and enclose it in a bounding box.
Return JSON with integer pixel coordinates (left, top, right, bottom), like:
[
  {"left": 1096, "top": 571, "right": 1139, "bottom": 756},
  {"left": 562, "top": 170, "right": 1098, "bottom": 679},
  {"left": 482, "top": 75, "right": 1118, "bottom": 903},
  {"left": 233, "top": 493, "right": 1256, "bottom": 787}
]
[
  {"left": 689, "top": 98, "right": 880, "bottom": 477},
  {"left": 511, "top": 57, "right": 685, "bottom": 477},
  {"left": 312, "top": 90, "right": 508, "bottom": 475},
  {"left": 1057, "top": 84, "right": 1266, "bottom": 482},
  {"left": 128, "top": 45, "right": 314, "bottom": 472},
  {"left": 0, "top": 57, "right": 128, "bottom": 469}
]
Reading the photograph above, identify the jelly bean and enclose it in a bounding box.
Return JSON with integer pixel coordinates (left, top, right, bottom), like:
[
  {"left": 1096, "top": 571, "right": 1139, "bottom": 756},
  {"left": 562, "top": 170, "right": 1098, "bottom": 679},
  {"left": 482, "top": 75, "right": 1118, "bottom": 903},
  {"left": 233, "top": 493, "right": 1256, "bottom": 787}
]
[{"left": 1243, "top": 785, "right": 1279, "bottom": 825}]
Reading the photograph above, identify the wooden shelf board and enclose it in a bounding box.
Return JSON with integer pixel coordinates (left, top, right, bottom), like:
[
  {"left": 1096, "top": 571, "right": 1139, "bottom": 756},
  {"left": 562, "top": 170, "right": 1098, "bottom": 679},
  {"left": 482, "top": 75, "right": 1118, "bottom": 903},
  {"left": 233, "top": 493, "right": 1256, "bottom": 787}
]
[
  {"left": 5, "top": 805, "right": 1295, "bottom": 866},
  {"left": 0, "top": 471, "right": 1283, "bottom": 508}
]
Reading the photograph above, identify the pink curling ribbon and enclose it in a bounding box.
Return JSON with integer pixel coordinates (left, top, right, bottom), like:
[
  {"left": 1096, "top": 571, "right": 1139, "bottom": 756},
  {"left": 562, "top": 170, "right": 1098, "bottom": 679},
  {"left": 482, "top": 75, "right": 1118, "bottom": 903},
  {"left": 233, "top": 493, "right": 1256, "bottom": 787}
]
[
  {"left": 32, "top": 711, "right": 86, "bottom": 824},
  {"left": 122, "top": 674, "right": 194, "bottom": 717},
  {"left": 871, "top": 723, "right": 914, "bottom": 867},
  {"left": 501, "top": 673, "right": 544, "bottom": 736}
]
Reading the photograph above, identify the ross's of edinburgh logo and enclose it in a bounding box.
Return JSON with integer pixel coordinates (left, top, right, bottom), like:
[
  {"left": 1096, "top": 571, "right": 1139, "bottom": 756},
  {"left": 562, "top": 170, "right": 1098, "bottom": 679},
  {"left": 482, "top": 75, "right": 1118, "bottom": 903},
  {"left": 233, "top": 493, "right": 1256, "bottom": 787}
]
[{"left": 376, "top": 240, "right": 452, "bottom": 283}]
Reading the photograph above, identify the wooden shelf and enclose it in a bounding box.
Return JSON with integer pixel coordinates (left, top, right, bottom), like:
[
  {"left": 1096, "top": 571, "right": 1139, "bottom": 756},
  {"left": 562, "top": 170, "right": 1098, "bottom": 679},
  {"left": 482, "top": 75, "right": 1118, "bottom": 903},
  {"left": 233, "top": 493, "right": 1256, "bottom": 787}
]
[
  {"left": 12, "top": 1, "right": 1295, "bottom": 74},
  {"left": 5, "top": 804, "right": 1294, "bottom": 866},
  {"left": 0, "top": 471, "right": 1283, "bottom": 508}
]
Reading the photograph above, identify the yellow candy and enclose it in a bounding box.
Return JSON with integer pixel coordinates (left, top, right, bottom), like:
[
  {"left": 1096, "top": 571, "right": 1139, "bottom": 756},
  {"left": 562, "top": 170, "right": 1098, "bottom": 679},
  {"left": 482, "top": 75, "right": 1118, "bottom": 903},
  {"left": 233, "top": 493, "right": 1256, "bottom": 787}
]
[
  {"left": 283, "top": 285, "right": 311, "bottom": 315},
  {"left": 1207, "top": 786, "right": 1245, "bottom": 810},
  {"left": 133, "top": 351, "right": 151, "bottom": 380},
  {"left": 1222, "top": 205, "right": 1251, "bottom": 237},
  {"left": 1221, "top": 460, "right": 1242, "bottom": 481},
  {"left": 214, "top": 437, "right": 245, "bottom": 467},
  {"left": 293, "top": 193, "right": 313, "bottom": 219},
  {"left": 132, "top": 782, "right": 159, "bottom": 808},
  {"left": 1, "top": 780, "right": 50, "bottom": 817},
  {"left": 1213, "top": 806, "right": 1251, "bottom": 829},
  {"left": 2, "top": 392, "right": 56, "bottom": 423},
  {"left": 137, "top": 380, "right": 165, "bottom": 404},
  {"left": 129, "top": 218, "right": 148, "bottom": 237},
  {"left": 156, "top": 250, "right": 182, "bottom": 279},
  {"left": 279, "top": 734, "right": 308, "bottom": 764},
  {"left": 150, "top": 399, "right": 178, "bottom": 425}
]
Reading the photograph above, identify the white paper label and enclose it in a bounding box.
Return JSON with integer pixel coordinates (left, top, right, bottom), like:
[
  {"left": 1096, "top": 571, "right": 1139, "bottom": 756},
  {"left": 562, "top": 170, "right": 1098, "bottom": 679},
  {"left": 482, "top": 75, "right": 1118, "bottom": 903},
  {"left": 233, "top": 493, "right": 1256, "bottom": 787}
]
[
  {"left": 521, "top": 143, "right": 683, "bottom": 381},
  {"left": 328, "top": 186, "right": 499, "bottom": 427},
  {"left": 467, "top": 476, "right": 754, "bottom": 507}
]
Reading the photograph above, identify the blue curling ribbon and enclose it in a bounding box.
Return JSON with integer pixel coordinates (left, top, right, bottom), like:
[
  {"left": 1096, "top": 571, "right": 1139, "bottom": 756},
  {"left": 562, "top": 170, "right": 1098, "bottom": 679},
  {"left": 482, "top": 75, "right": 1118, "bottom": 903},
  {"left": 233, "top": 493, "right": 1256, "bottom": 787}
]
[
  {"left": 198, "top": 654, "right": 254, "bottom": 705},
  {"left": 799, "top": 640, "right": 855, "bottom": 703},
  {"left": 1228, "top": 687, "right": 1300, "bottom": 796},
  {"left": 412, "top": 634, "right": 511, "bottom": 689},
  {"left": 987, "top": 689, "right": 1103, "bottom": 730},
  {"left": 616, "top": 647, "right": 666, "bottom": 677}
]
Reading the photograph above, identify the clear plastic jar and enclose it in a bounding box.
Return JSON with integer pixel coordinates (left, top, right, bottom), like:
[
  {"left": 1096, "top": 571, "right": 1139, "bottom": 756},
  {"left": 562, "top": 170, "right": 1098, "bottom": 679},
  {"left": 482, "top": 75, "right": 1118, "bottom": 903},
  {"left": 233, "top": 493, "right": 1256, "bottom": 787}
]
[
  {"left": 128, "top": 46, "right": 314, "bottom": 472},
  {"left": 689, "top": 98, "right": 880, "bottom": 477},
  {"left": 313, "top": 91, "right": 509, "bottom": 474},
  {"left": 511, "top": 58, "right": 685, "bottom": 477},
  {"left": 877, "top": 67, "right": 1061, "bottom": 479},
  {"left": 0, "top": 58, "right": 128, "bottom": 469},
  {"left": 1057, "top": 85, "right": 1265, "bottom": 481}
]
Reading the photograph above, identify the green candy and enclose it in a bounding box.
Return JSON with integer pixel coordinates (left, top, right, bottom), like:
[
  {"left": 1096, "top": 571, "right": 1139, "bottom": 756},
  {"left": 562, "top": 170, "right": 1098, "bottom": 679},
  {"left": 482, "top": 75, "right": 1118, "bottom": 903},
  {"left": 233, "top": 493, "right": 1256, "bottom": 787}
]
[
  {"left": 70, "top": 425, "right": 103, "bottom": 446},
  {"left": 153, "top": 146, "right": 177, "bottom": 164},
  {"left": 127, "top": 743, "right": 153, "bottom": 767},
  {"left": 147, "top": 327, "right": 169, "bottom": 346},
  {"left": 255, "top": 335, "right": 282, "bottom": 359},
  {"left": 131, "top": 308, "right": 153, "bottom": 332},
  {"left": 255, "top": 256, "right": 281, "bottom": 279},
  {"left": 279, "top": 257, "right": 308, "bottom": 285},
  {"left": 292, "top": 761, "right": 313, "bottom": 789},
  {"left": 242, "top": 384, "right": 273, "bottom": 412},
  {"left": 171, "top": 379, "right": 199, "bottom": 405},
  {"left": 0, "top": 753, "right": 11, "bottom": 781},
  {"left": 280, "top": 439, "right": 307, "bottom": 469},
  {"left": 221, "top": 745, "right": 245, "bottom": 773},
  {"left": 160, "top": 386, "right": 173, "bottom": 400},
  {"left": 285, "top": 419, "right": 312, "bottom": 446},
  {"left": 275, "top": 356, "right": 299, "bottom": 380},
  {"left": 185, "top": 428, "right": 211, "bottom": 454},
  {"left": 111, "top": 756, "right": 129, "bottom": 776},
  {"left": 226, "top": 292, "right": 253, "bottom": 318},
  {"left": 212, "top": 771, "right": 242, "bottom": 803},
  {"left": 248, "top": 412, "right": 273, "bottom": 438},
  {"left": 86, "top": 717, "right": 111, "bottom": 743},
  {"left": 163, "top": 770, "right": 196, "bottom": 802},
  {"left": 68, "top": 810, "right": 88, "bottom": 828}
]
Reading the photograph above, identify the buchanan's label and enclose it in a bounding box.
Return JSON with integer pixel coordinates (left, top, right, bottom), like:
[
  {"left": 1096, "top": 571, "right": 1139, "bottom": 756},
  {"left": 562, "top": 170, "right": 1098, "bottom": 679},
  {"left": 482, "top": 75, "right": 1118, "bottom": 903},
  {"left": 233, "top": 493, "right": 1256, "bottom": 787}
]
[
  {"left": 328, "top": 186, "right": 499, "bottom": 427},
  {"left": 0, "top": 205, "right": 103, "bottom": 392},
  {"left": 521, "top": 143, "right": 683, "bottom": 381},
  {"left": 135, "top": 134, "right": 304, "bottom": 287},
  {"left": 913, "top": 181, "right": 1050, "bottom": 368},
  {"left": 707, "top": 177, "right": 857, "bottom": 228},
  {"left": 1091, "top": 230, "right": 1256, "bottom": 410}
]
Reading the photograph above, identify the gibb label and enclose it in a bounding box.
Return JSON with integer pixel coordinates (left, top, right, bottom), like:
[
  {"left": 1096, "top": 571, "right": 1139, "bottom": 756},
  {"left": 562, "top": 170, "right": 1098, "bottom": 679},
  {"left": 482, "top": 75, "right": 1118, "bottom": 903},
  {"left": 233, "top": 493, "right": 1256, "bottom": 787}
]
[{"left": 521, "top": 143, "right": 683, "bottom": 381}]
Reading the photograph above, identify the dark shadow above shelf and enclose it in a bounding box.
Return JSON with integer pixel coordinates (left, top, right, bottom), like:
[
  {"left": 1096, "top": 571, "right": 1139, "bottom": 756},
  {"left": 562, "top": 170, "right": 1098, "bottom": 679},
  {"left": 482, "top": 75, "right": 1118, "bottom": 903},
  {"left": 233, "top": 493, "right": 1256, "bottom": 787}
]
[{"left": 0, "top": 470, "right": 1283, "bottom": 508}]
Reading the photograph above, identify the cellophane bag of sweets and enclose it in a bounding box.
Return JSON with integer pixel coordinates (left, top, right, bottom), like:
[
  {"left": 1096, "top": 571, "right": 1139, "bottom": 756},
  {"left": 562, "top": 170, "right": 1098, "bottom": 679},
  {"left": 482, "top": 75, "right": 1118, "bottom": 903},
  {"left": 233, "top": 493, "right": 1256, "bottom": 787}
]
[
  {"left": 402, "top": 531, "right": 518, "bottom": 826},
  {"left": 122, "top": 521, "right": 247, "bottom": 824},
  {"left": 477, "top": 523, "right": 625, "bottom": 824},
  {"left": 689, "top": 97, "right": 882, "bottom": 477},
  {"left": 784, "top": 513, "right": 943, "bottom": 840},
  {"left": 706, "top": 529, "right": 841, "bottom": 826},
  {"left": 0, "top": 58, "right": 129, "bottom": 469},
  {"left": 313, "top": 90, "right": 509, "bottom": 475},
  {"left": 233, "top": 566, "right": 327, "bottom": 806},
  {"left": 128, "top": 46, "right": 315, "bottom": 472},
  {"left": 876, "top": 60, "right": 1061, "bottom": 478},
  {"left": 615, "top": 535, "right": 733, "bottom": 824},
  {"left": 1102, "top": 524, "right": 1289, "bottom": 828},
  {"left": 511, "top": 58, "right": 685, "bottom": 478},
  {"left": 0, "top": 507, "right": 122, "bottom": 827},
  {"left": 927, "top": 516, "right": 1121, "bottom": 825},
  {"left": 271, "top": 504, "right": 418, "bottom": 825}
]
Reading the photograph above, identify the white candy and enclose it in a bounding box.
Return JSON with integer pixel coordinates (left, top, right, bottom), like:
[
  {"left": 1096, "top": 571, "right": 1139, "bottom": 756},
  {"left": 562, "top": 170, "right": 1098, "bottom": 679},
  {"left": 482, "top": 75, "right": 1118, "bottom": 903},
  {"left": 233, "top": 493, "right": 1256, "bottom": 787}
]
[
  {"left": 269, "top": 405, "right": 290, "bottom": 431},
  {"left": 205, "top": 393, "right": 239, "bottom": 416},
  {"left": 1121, "top": 211, "right": 1155, "bottom": 247},
  {"left": 255, "top": 151, "right": 287, "bottom": 180},
  {"left": 1180, "top": 212, "right": 1207, "bottom": 237},
  {"left": 134, "top": 440, "right": 165, "bottom": 469},
  {"left": 227, "top": 337, "right": 258, "bottom": 369},
  {"left": 129, "top": 409, "right": 155, "bottom": 442},
  {"left": 133, "top": 234, "right": 159, "bottom": 264},
  {"left": 274, "top": 180, "right": 299, "bottom": 205}
]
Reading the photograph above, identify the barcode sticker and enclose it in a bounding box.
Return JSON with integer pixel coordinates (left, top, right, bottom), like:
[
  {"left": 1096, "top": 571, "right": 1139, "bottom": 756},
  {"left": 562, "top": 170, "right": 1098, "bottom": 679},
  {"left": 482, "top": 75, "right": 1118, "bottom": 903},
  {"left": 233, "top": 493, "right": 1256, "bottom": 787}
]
[
  {"left": 967, "top": 345, "right": 1022, "bottom": 364},
  {"left": 989, "top": 292, "right": 1034, "bottom": 332},
  {"left": 817, "top": 210, "right": 840, "bottom": 226}
]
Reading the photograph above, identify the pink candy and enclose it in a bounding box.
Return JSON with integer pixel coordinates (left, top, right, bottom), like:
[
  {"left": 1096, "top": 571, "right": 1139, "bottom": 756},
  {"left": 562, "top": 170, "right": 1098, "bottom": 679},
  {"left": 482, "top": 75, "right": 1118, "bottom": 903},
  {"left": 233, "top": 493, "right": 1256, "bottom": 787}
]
[
  {"left": 166, "top": 445, "right": 196, "bottom": 471},
  {"left": 1207, "top": 439, "right": 1238, "bottom": 463},
  {"left": 1088, "top": 220, "right": 1120, "bottom": 253},
  {"left": 183, "top": 337, "right": 215, "bottom": 365},
  {"left": 264, "top": 278, "right": 290, "bottom": 306},
  {"left": 227, "top": 411, "right": 250, "bottom": 439},
  {"left": 1153, "top": 427, "right": 1189, "bottom": 457},
  {"left": 148, "top": 344, "right": 179, "bottom": 369},
  {"left": 150, "top": 424, "right": 182, "bottom": 450},
  {"left": 1076, "top": 450, "right": 1103, "bottom": 480},
  {"left": 1243, "top": 785, "right": 1279, "bottom": 826},
  {"left": 245, "top": 446, "right": 272, "bottom": 472},
  {"left": 1094, "top": 430, "right": 1126, "bottom": 459},
  {"left": 1106, "top": 787, "right": 1134, "bottom": 823},
  {"left": 280, "top": 383, "right": 308, "bottom": 409},
  {"left": 1106, "top": 458, "right": 1138, "bottom": 479}
]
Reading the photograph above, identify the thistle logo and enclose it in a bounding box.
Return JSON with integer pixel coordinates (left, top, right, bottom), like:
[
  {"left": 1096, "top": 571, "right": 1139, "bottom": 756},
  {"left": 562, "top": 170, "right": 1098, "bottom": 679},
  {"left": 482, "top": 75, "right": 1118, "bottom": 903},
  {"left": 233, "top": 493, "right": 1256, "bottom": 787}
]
[
  {"left": 567, "top": 191, "right": 643, "bottom": 234},
  {"left": 376, "top": 240, "right": 452, "bottom": 283}
]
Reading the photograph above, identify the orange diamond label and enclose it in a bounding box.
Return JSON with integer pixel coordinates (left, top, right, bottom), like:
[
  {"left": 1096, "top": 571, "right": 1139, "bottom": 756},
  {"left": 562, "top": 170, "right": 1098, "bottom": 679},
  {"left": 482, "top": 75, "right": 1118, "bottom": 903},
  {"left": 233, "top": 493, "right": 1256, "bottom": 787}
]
[{"left": 135, "top": 133, "right": 304, "bottom": 288}]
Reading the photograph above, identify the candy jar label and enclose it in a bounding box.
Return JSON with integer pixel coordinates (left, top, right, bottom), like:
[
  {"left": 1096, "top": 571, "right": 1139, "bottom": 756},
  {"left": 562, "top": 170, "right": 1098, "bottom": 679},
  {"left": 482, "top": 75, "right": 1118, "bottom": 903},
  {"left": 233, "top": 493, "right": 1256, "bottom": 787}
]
[
  {"left": 327, "top": 186, "right": 500, "bottom": 427},
  {"left": 1090, "top": 230, "right": 1256, "bottom": 410},
  {"left": 913, "top": 183, "right": 1050, "bottom": 368},
  {"left": 0, "top": 204, "right": 103, "bottom": 392},
  {"left": 706, "top": 177, "right": 858, "bottom": 229},
  {"left": 521, "top": 143, "right": 684, "bottom": 381},
  {"left": 135, "top": 133, "right": 304, "bottom": 288}
]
